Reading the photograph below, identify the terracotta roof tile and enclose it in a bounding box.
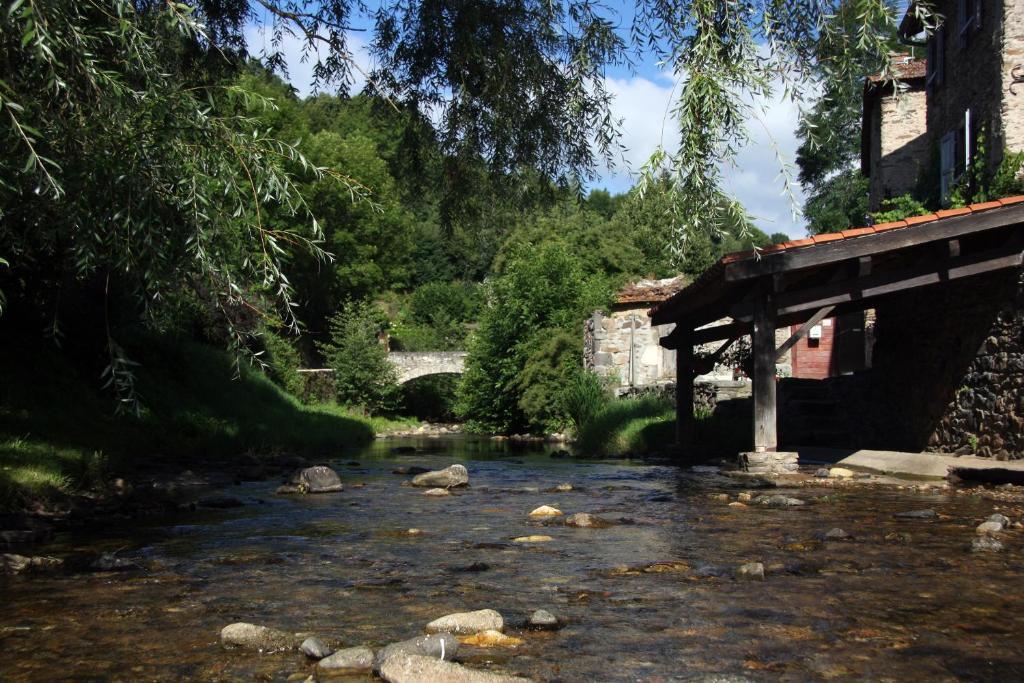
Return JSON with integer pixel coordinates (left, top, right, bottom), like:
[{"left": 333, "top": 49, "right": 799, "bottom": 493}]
[
  {"left": 783, "top": 238, "right": 814, "bottom": 248},
  {"left": 867, "top": 57, "right": 927, "bottom": 83},
  {"left": 615, "top": 276, "right": 688, "bottom": 305},
  {"left": 998, "top": 195, "right": 1024, "bottom": 206},
  {"left": 721, "top": 249, "right": 755, "bottom": 264},
  {"left": 812, "top": 232, "right": 845, "bottom": 243},
  {"left": 936, "top": 207, "right": 973, "bottom": 218},
  {"left": 873, "top": 220, "right": 908, "bottom": 232},
  {"left": 904, "top": 213, "right": 938, "bottom": 225},
  {"left": 840, "top": 227, "right": 876, "bottom": 239},
  {"left": 971, "top": 201, "right": 1003, "bottom": 212}
]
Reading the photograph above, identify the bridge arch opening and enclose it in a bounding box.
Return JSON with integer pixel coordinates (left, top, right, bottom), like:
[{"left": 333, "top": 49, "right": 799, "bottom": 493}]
[{"left": 399, "top": 373, "right": 461, "bottom": 422}]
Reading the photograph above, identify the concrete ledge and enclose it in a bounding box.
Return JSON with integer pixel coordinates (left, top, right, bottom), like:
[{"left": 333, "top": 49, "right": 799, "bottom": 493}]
[{"left": 796, "top": 447, "right": 1024, "bottom": 480}]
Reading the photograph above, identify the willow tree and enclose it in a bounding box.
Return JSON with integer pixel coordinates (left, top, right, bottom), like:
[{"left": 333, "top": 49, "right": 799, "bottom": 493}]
[{"left": 1, "top": 0, "right": 935, "bottom": 404}]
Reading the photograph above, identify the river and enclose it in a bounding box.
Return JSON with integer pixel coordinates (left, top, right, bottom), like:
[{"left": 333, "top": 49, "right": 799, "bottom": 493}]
[{"left": 2, "top": 436, "right": 1023, "bottom": 681}]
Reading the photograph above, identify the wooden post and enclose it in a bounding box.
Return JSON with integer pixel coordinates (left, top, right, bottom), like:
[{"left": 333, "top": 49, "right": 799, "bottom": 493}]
[
  {"left": 752, "top": 280, "right": 777, "bottom": 452},
  {"left": 675, "top": 327, "right": 695, "bottom": 449}
]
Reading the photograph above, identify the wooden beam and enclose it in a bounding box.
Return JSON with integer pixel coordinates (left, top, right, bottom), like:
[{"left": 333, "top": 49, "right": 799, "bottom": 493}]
[
  {"left": 675, "top": 329, "right": 695, "bottom": 451},
  {"left": 731, "top": 237, "right": 1023, "bottom": 321},
  {"left": 775, "top": 305, "right": 835, "bottom": 360},
  {"left": 708, "top": 336, "right": 738, "bottom": 364},
  {"left": 723, "top": 203, "right": 1024, "bottom": 282},
  {"left": 752, "top": 279, "right": 778, "bottom": 452}
]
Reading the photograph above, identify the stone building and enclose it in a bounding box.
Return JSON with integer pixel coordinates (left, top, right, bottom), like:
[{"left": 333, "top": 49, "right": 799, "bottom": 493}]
[
  {"left": 861, "top": 54, "right": 929, "bottom": 211},
  {"left": 585, "top": 277, "right": 794, "bottom": 394},
  {"left": 900, "top": 0, "right": 1024, "bottom": 200}
]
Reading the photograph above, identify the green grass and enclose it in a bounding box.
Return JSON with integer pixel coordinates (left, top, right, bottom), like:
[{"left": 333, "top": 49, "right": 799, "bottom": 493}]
[{"left": 0, "top": 333, "right": 415, "bottom": 510}]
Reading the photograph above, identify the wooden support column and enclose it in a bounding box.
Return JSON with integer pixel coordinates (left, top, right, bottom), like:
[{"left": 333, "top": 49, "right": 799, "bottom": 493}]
[
  {"left": 752, "top": 279, "right": 778, "bottom": 452},
  {"left": 675, "top": 327, "right": 695, "bottom": 449}
]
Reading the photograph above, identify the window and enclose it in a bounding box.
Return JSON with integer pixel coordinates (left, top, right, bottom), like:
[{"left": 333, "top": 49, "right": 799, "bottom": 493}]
[
  {"left": 958, "top": 0, "right": 982, "bottom": 48},
  {"left": 940, "top": 109, "right": 977, "bottom": 202},
  {"left": 926, "top": 25, "right": 945, "bottom": 90}
]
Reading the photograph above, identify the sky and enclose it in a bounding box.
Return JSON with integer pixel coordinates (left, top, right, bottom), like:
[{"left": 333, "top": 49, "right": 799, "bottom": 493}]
[{"left": 245, "top": 7, "right": 810, "bottom": 239}]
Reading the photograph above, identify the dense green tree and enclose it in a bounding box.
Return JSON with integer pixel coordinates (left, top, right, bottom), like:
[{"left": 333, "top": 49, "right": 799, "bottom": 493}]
[
  {"left": 456, "top": 243, "right": 610, "bottom": 433},
  {"left": 318, "top": 300, "right": 400, "bottom": 414},
  {"left": 802, "top": 170, "right": 871, "bottom": 234}
]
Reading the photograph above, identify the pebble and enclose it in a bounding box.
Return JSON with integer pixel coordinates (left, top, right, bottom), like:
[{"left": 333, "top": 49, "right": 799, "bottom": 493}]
[
  {"left": 564, "top": 513, "right": 613, "bottom": 528},
  {"left": 736, "top": 562, "right": 765, "bottom": 581},
  {"left": 512, "top": 535, "right": 553, "bottom": 543},
  {"left": 300, "top": 636, "right": 333, "bottom": 659},
  {"left": 528, "top": 505, "right": 563, "bottom": 518},
  {"left": 728, "top": 502, "right": 747, "bottom": 508},
  {"left": 527, "top": 609, "right": 560, "bottom": 630},
  {"left": 824, "top": 528, "right": 851, "bottom": 540},
  {"left": 426, "top": 609, "right": 504, "bottom": 635},
  {"left": 423, "top": 488, "right": 451, "bottom": 497},
  {"left": 814, "top": 468, "right": 830, "bottom": 478},
  {"left": 971, "top": 536, "right": 1004, "bottom": 553},
  {"left": 554, "top": 483, "right": 573, "bottom": 492},
  {"left": 319, "top": 645, "right": 375, "bottom": 671},
  {"left": 220, "top": 623, "right": 296, "bottom": 651},
  {"left": 379, "top": 653, "right": 533, "bottom": 683}
]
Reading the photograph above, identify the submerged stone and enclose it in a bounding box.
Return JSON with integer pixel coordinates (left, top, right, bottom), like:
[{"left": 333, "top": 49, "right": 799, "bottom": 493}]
[
  {"left": 736, "top": 562, "right": 765, "bottom": 581},
  {"left": 319, "top": 646, "right": 375, "bottom": 671},
  {"left": 411, "top": 464, "right": 469, "bottom": 488},
  {"left": 528, "top": 505, "right": 563, "bottom": 518},
  {"left": 423, "top": 488, "right": 451, "bottom": 497},
  {"left": 976, "top": 521, "right": 1003, "bottom": 535},
  {"left": 971, "top": 536, "right": 1004, "bottom": 553},
  {"left": 512, "top": 535, "right": 553, "bottom": 543},
  {"left": 753, "top": 494, "right": 806, "bottom": 508},
  {"left": 426, "top": 609, "right": 504, "bottom": 635},
  {"left": 300, "top": 637, "right": 333, "bottom": 659},
  {"left": 564, "top": 513, "right": 613, "bottom": 528},
  {"left": 220, "top": 622, "right": 297, "bottom": 651},
  {"left": 527, "top": 609, "right": 559, "bottom": 630},
  {"left": 893, "top": 509, "right": 936, "bottom": 519},
  {"left": 278, "top": 466, "right": 344, "bottom": 494},
  {"left": 458, "top": 630, "right": 523, "bottom": 647}
]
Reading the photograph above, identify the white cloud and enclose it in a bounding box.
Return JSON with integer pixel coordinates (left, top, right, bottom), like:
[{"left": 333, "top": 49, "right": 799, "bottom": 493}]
[
  {"left": 598, "top": 72, "right": 808, "bottom": 239},
  {"left": 243, "top": 24, "right": 374, "bottom": 98}
]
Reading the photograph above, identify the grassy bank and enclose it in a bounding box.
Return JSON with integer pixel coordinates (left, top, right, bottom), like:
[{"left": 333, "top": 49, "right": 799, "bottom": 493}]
[
  {"left": 0, "top": 334, "right": 414, "bottom": 511},
  {"left": 575, "top": 393, "right": 751, "bottom": 458}
]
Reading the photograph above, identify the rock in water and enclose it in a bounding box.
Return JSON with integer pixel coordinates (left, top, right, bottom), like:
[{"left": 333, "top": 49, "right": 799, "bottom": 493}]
[
  {"left": 300, "top": 637, "right": 333, "bottom": 659},
  {"left": 411, "top": 464, "right": 469, "bottom": 488},
  {"left": 527, "top": 609, "right": 559, "bottom": 630},
  {"left": 893, "top": 509, "right": 936, "bottom": 519},
  {"left": 736, "top": 562, "right": 765, "bottom": 581},
  {"left": 976, "top": 521, "right": 1003, "bottom": 535},
  {"left": 564, "top": 513, "right": 613, "bottom": 528},
  {"left": 987, "top": 513, "right": 1011, "bottom": 528},
  {"left": 374, "top": 633, "right": 459, "bottom": 671},
  {"left": 828, "top": 467, "right": 855, "bottom": 478},
  {"left": 423, "top": 488, "right": 451, "bottom": 497},
  {"left": 426, "top": 609, "right": 504, "bottom": 635},
  {"left": 318, "top": 646, "right": 375, "bottom": 671},
  {"left": 1, "top": 554, "right": 62, "bottom": 575},
  {"left": 753, "top": 495, "right": 806, "bottom": 508},
  {"left": 459, "top": 630, "right": 524, "bottom": 647},
  {"left": 528, "top": 505, "right": 563, "bottom": 518},
  {"left": 824, "top": 528, "right": 851, "bottom": 540},
  {"left": 379, "top": 653, "right": 533, "bottom": 683},
  {"left": 220, "top": 623, "right": 297, "bottom": 651},
  {"left": 971, "top": 536, "right": 1004, "bottom": 553},
  {"left": 511, "top": 535, "right": 553, "bottom": 543},
  {"left": 278, "top": 466, "right": 344, "bottom": 494}
]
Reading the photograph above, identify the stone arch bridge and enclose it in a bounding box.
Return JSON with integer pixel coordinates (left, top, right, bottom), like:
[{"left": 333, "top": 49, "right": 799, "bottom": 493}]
[{"left": 387, "top": 351, "right": 467, "bottom": 383}]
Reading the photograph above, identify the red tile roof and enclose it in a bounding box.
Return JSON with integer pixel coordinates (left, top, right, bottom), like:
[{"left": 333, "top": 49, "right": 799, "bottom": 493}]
[{"left": 649, "top": 195, "right": 1024, "bottom": 319}]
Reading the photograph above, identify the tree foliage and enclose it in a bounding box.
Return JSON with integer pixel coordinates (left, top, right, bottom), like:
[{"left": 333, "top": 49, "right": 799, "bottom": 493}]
[{"left": 317, "top": 300, "right": 400, "bottom": 414}]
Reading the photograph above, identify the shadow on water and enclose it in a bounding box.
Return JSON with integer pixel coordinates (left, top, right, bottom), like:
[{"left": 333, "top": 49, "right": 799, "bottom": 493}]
[{"left": 2, "top": 435, "right": 1024, "bottom": 681}]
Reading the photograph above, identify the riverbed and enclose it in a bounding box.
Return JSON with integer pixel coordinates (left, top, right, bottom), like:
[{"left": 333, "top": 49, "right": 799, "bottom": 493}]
[{"left": 2, "top": 436, "right": 1024, "bottom": 681}]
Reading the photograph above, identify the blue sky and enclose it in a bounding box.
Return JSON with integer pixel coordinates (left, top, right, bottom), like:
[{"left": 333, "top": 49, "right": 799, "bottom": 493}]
[{"left": 246, "top": 3, "right": 810, "bottom": 238}]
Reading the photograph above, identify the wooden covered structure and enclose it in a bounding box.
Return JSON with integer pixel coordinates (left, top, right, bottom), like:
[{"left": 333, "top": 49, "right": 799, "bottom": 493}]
[{"left": 650, "top": 197, "right": 1024, "bottom": 455}]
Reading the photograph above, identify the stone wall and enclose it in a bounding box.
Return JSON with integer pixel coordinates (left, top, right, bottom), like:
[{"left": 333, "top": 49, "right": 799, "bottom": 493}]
[
  {"left": 1001, "top": 0, "right": 1024, "bottom": 154},
  {"left": 586, "top": 308, "right": 681, "bottom": 388},
  {"left": 854, "top": 268, "right": 1024, "bottom": 457}
]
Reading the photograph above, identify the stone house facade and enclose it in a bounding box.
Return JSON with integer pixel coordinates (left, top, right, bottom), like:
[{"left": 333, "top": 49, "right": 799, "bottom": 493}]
[
  {"left": 900, "top": 0, "right": 1024, "bottom": 199},
  {"left": 862, "top": 55, "right": 929, "bottom": 211}
]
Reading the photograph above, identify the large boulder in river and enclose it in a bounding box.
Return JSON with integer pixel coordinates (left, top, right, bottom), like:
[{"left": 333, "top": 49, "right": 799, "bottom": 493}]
[
  {"left": 374, "top": 633, "right": 459, "bottom": 671},
  {"left": 379, "top": 653, "right": 534, "bottom": 683},
  {"left": 277, "top": 465, "right": 344, "bottom": 494},
  {"left": 411, "top": 464, "right": 469, "bottom": 488},
  {"left": 426, "top": 609, "right": 504, "bottom": 635},
  {"left": 220, "top": 622, "right": 297, "bottom": 651}
]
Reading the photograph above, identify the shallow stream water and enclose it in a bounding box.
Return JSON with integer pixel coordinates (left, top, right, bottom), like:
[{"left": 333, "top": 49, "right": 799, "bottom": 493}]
[{"left": 2, "top": 436, "right": 1024, "bottom": 682}]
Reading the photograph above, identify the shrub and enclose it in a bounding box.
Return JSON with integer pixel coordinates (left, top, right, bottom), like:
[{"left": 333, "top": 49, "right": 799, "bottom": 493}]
[
  {"left": 871, "top": 194, "right": 928, "bottom": 224},
  {"left": 318, "top": 300, "right": 401, "bottom": 414},
  {"left": 260, "top": 329, "right": 306, "bottom": 399},
  {"left": 513, "top": 330, "right": 581, "bottom": 432},
  {"left": 560, "top": 369, "right": 611, "bottom": 436}
]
